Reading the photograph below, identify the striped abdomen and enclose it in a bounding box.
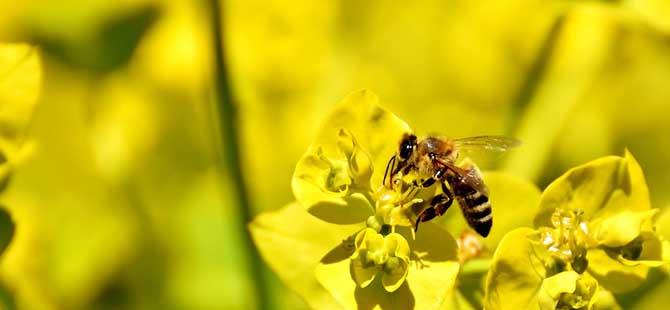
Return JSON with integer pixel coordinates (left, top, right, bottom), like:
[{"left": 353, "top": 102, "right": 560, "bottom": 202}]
[{"left": 448, "top": 176, "right": 493, "bottom": 237}]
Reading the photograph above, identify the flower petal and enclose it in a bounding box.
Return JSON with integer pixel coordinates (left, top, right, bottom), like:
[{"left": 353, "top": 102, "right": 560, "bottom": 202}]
[
  {"left": 534, "top": 151, "right": 650, "bottom": 228},
  {"left": 249, "top": 203, "right": 364, "bottom": 309},
  {"left": 316, "top": 223, "right": 458, "bottom": 310},
  {"left": 616, "top": 232, "right": 669, "bottom": 267},
  {"left": 404, "top": 223, "right": 460, "bottom": 308},
  {"left": 484, "top": 228, "right": 546, "bottom": 310},
  {"left": 351, "top": 258, "right": 378, "bottom": 288},
  {"left": 591, "top": 209, "right": 658, "bottom": 247},
  {"left": 592, "top": 289, "right": 622, "bottom": 310},
  {"left": 292, "top": 145, "right": 374, "bottom": 224},
  {"left": 314, "top": 90, "right": 412, "bottom": 187},
  {"left": 587, "top": 247, "right": 649, "bottom": 293},
  {"left": 382, "top": 256, "right": 409, "bottom": 292},
  {"left": 384, "top": 233, "right": 411, "bottom": 260},
  {"left": 538, "top": 271, "right": 579, "bottom": 310},
  {"left": 316, "top": 246, "right": 415, "bottom": 309}
]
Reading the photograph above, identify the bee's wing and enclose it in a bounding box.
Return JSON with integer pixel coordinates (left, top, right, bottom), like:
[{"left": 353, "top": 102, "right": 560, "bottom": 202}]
[
  {"left": 443, "top": 162, "right": 489, "bottom": 196},
  {"left": 452, "top": 135, "right": 521, "bottom": 153},
  {"left": 452, "top": 136, "right": 520, "bottom": 166}
]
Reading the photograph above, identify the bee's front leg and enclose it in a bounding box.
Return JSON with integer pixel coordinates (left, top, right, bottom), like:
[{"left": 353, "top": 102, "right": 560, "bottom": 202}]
[
  {"left": 412, "top": 166, "right": 447, "bottom": 188},
  {"left": 383, "top": 155, "right": 396, "bottom": 187}
]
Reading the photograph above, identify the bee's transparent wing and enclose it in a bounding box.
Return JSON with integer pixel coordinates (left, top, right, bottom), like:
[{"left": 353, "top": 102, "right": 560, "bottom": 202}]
[
  {"left": 452, "top": 136, "right": 520, "bottom": 167},
  {"left": 446, "top": 163, "right": 489, "bottom": 196},
  {"left": 453, "top": 135, "right": 521, "bottom": 153}
]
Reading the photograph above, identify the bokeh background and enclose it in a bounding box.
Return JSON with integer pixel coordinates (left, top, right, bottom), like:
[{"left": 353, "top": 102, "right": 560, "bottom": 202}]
[{"left": 0, "top": 0, "right": 669, "bottom": 309}]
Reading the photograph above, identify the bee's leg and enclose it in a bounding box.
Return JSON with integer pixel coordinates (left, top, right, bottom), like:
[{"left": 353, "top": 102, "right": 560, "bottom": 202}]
[
  {"left": 434, "top": 182, "right": 454, "bottom": 216},
  {"left": 415, "top": 206, "right": 436, "bottom": 232},
  {"left": 401, "top": 163, "right": 415, "bottom": 175},
  {"left": 414, "top": 166, "right": 447, "bottom": 188},
  {"left": 383, "top": 155, "right": 396, "bottom": 187},
  {"left": 415, "top": 185, "right": 453, "bottom": 231}
]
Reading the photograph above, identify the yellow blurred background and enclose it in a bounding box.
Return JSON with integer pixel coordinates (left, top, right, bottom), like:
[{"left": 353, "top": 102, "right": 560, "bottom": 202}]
[{"left": 0, "top": 0, "right": 668, "bottom": 309}]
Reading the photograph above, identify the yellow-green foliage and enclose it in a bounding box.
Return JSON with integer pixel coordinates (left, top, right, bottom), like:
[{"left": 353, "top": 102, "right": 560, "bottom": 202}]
[{"left": 0, "top": 1, "right": 670, "bottom": 309}]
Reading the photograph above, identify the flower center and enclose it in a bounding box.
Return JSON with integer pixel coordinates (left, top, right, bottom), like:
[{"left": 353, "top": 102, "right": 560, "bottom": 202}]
[
  {"left": 541, "top": 208, "right": 592, "bottom": 274},
  {"left": 369, "top": 179, "right": 428, "bottom": 229}
]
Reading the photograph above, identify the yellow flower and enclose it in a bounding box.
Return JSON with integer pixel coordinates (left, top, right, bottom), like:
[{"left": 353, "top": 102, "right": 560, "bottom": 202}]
[
  {"left": 250, "top": 90, "right": 460, "bottom": 309},
  {"left": 485, "top": 152, "right": 670, "bottom": 310},
  {"left": 350, "top": 228, "right": 410, "bottom": 292}
]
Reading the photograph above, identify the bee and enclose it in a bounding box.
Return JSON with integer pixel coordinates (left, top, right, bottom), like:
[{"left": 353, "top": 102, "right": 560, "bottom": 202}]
[{"left": 383, "top": 134, "right": 520, "bottom": 237}]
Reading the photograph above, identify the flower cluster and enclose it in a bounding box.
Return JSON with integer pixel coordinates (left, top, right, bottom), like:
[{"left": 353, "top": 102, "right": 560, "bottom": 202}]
[
  {"left": 250, "top": 90, "right": 669, "bottom": 310},
  {"left": 251, "top": 90, "right": 467, "bottom": 309},
  {"left": 484, "top": 152, "right": 670, "bottom": 310}
]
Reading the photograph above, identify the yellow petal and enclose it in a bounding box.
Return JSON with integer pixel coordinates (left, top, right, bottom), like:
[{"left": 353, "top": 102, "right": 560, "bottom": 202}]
[
  {"left": 535, "top": 151, "right": 650, "bottom": 228},
  {"left": 249, "top": 203, "right": 363, "bottom": 309},
  {"left": 316, "top": 223, "right": 458, "bottom": 310},
  {"left": 591, "top": 209, "right": 658, "bottom": 247},
  {"left": 587, "top": 247, "right": 648, "bottom": 293},
  {"left": 385, "top": 233, "right": 411, "bottom": 260},
  {"left": 382, "top": 257, "right": 409, "bottom": 292},
  {"left": 315, "top": 90, "right": 412, "bottom": 187},
  {"left": 351, "top": 258, "right": 378, "bottom": 288},
  {"left": 484, "top": 228, "right": 546, "bottom": 310},
  {"left": 538, "top": 271, "right": 579, "bottom": 310},
  {"left": 292, "top": 146, "right": 374, "bottom": 224}
]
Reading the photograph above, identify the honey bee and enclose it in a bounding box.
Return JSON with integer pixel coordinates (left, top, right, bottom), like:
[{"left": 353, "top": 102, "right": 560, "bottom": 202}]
[{"left": 383, "top": 134, "right": 520, "bottom": 237}]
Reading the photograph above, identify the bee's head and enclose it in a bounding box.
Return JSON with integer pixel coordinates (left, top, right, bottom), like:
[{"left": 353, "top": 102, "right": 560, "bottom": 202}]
[{"left": 398, "top": 134, "right": 417, "bottom": 162}]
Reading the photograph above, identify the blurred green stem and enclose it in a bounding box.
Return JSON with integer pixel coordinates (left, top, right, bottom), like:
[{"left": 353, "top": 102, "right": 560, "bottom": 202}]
[
  {"left": 460, "top": 258, "right": 491, "bottom": 275},
  {"left": 208, "top": 1, "right": 270, "bottom": 309}
]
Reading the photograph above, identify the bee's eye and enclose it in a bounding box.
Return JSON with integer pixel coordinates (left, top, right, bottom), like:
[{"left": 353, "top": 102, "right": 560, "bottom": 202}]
[{"left": 399, "top": 140, "right": 414, "bottom": 161}]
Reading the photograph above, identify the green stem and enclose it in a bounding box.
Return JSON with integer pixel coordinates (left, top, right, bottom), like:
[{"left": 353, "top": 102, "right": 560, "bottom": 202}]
[
  {"left": 460, "top": 258, "right": 491, "bottom": 275},
  {"left": 208, "top": 1, "right": 270, "bottom": 309},
  {"left": 502, "top": 11, "right": 615, "bottom": 181}
]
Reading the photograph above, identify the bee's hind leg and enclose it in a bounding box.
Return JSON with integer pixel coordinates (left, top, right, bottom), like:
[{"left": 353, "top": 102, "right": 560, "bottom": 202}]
[
  {"left": 414, "top": 189, "right": 453, "bottom": 232},
  {"left": 415, "top": 207, "right": 437, "bottom": 232}
]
